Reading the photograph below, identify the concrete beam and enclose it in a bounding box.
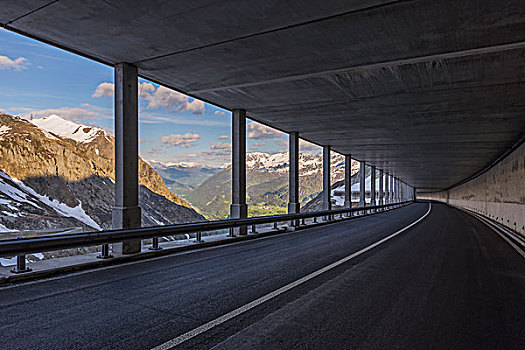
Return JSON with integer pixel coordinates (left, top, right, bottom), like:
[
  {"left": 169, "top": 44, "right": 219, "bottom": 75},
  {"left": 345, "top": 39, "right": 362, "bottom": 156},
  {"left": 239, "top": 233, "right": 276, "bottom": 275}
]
[
  {"left": 231, "top": 109, "right": 247, "bottom": 235},
  {"left": 112, "top": 63, "right": 141, "bottom": 255},
  {"left": 322, "top": 145, "right": 331, "bottom": 213},
  {"left": 288, "top": 132, "right": 300, "bottom": 226},
  {"left": 344, "top": 155, "right": 352, "bottom": 210}
]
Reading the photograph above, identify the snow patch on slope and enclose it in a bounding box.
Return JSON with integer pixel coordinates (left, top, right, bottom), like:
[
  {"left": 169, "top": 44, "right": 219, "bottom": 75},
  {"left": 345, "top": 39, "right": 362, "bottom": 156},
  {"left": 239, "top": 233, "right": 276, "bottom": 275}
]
[
  {"left": 13, "top": 178, "right": 102, "bottom": 230},
  {"left": 32, "top": 114, "right": 106, "bottom": 143},
  {"left": 0, "top": 125, "right": 12, "bottom": 141}
]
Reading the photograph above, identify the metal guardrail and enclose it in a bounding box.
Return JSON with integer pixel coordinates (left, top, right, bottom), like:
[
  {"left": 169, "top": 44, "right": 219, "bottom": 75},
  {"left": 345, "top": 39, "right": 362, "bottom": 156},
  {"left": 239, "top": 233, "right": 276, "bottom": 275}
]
[{"left": 0, "top": 201, "right": 413, "bottom": 257}]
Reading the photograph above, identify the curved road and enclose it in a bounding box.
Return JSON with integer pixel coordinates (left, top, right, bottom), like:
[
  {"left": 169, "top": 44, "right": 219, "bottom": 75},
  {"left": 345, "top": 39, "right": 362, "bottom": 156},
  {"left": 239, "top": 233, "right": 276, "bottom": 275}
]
[{"left": 0, "top": 202, "right": 524, "bottom": 349}]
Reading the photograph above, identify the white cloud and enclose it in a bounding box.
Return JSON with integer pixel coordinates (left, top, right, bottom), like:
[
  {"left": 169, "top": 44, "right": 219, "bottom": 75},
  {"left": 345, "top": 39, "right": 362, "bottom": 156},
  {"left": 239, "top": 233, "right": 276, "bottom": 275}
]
[
  {"left": 210, "top": 141, "right": 231, "bottom": 150},
  {"left": 140, "top": 113, "right": 229, "bottom": 127},
  {"left": 161, "top": 133, "right": 201, "bottom": 148},
  {"left": 139, "top": 138, "right": 153, "bottom": 143},
  {"left": 20, "top": 107, "right": 102, "bottom": 121},
  {"left": 214, "top": 110, "right": 226, "bottom": 116},
  {"left": 187, "top": 99, "right": 205, "bottom": 114},
  {"left": 0, "top": 55, "right": 30, "bottom": 70},
  {"left": 138, "top": 82, "right": 155, "bottom": 96},
  {"left": 92, "top": 82, "right": 114, "bottom": 97},
  {"left": 92, "top": 82, "right": 206, "bottom": 114},
  {"left": 247, "top": 122, "right": 282, "bottom": 139},
  {"left": 299, "top": 139, "right": 320, "bottom": 153},
  {"left": 218, "top": 135, "right": 230, "bottom": 139},
  {"left": 252, "top": 142, "right": 267, "bottom": 147},
  {"left": 143, "top": 86, "right": 205, "bottom": 114},
  {"left": 92, "top": 82, "right": 156, "bottom": 98}
]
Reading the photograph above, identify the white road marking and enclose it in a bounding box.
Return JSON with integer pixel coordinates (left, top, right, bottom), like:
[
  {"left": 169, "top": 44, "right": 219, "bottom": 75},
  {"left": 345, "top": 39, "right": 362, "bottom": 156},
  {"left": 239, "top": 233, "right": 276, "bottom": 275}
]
[
  {"left": 460, "top": 208, "right": 525, "bottom": 259},
  {"left": 151, "top": 203, "right": 432, "bottom": 350}
]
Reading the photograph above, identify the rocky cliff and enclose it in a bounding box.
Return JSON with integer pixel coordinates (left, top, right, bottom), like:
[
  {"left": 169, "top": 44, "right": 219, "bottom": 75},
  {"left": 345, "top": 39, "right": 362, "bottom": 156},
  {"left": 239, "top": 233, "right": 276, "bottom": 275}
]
[{"left": 0, "top": 113, "right": 203, "bottom": 232}]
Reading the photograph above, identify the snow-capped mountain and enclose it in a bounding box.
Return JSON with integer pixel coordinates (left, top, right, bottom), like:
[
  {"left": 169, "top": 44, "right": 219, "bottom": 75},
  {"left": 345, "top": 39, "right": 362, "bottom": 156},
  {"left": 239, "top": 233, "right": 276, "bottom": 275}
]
[
  {"left": 0, "top": 112, "right": 203, "bottom": 234},
  {"left": 245, "top": 151, "right": 346, "bottom": 177},
  {"left": 32, "top": 114, "right": 111, "bottom": 144},
  {"left": 186, "top": 151, "right": 359, "bottom": 219}
]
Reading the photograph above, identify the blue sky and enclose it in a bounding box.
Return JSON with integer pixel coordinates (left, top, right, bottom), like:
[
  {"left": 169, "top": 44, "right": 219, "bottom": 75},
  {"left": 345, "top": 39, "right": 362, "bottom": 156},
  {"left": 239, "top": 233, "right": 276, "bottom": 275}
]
[{"left": 0, "top": 28, "right": 295, "bottom": 167}]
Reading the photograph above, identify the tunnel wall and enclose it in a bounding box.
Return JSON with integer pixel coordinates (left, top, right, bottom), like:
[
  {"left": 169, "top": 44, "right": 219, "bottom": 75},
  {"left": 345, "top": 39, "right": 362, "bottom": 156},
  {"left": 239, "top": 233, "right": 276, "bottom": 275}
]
[{"left": 419, "top": 142, "right": 525, "bottom": 236}]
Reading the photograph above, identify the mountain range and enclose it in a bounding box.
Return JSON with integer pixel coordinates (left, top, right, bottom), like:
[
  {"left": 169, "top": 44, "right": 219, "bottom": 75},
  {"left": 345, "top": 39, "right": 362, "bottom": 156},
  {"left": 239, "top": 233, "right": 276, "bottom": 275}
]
[
  {"left": 0, "top": 113, "right": 203, "bottom": 234},
  {"left": 182, "top": 152, "right": 360, "bottom": 219}
]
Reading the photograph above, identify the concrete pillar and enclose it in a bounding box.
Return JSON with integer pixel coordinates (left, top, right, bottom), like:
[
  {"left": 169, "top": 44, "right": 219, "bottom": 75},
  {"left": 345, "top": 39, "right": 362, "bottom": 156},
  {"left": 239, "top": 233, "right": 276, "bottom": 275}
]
[
  {"left": 344, "top": 155, "right": 352, "bottom": 210},
  {"left": 322, "top": 145, "right": 331, "bottom": 212},
  {"left": 385, "top": 174, "right": 390, "bottom": 204},
  {"left": 370, "top": 166, "right": 376, "bottom": 208},
  {"left": 413, "top": 187, "right": 417, "bottom": 201},
  {"left": 231, "top": 109, "right": 247, "bottom": 235},
  {"left": 359, "top": 161, "right": 366, "bottom": 208},
  {"left": 112, "top": 63, "right": 141, "bottom": 254},
  {"left": 378, "top": 169, "right": 384, "bottom": 206},
  {"left": 288, "top": 132, "right": 300, "bottom": 226},
  {"left": 396, "top": 178, "right": 400, "bottom": 203},
  {"left": 392, "top": 177, "right": 397, "bottom": 203}
]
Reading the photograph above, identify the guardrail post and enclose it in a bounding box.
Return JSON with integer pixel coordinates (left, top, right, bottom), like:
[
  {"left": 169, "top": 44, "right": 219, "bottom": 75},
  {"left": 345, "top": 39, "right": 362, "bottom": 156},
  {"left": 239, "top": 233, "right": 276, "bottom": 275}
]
[
  {"left": 195, "top": 232, "right": 203, "bottom": 243},
  {"left": 97, "top": 243, "right": 113, "bottom": 259},
  {"left": 273, "top": 222, "right": 278, "bottom": 230},
  {"left": 251, "top": 224, "right": 257, "bottom": 234},
  {"left": 11, "top": 254, "right": 31, "bottom": 274},
  {"left": 149, "top": 237, "right": 162, "bottom": 250}
]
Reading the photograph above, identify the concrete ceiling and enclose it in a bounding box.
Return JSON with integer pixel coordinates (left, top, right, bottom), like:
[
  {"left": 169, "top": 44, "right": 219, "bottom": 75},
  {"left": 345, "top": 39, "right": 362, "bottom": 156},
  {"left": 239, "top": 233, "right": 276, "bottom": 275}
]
[{"left": 2, "top": 0, "right": 524, "bottom": 191}]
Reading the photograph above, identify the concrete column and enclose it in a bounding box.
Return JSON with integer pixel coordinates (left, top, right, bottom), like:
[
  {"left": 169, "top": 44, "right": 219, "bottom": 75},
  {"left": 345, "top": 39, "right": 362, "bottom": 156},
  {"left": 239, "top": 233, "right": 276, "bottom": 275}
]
[
  {"left": 392, "top": 177, "right": 397, "bottom": 203},
  {"left": 322, "top": 146, "right": 331, "bottom": 213},
  {"left": 413, "top": 187, "right": 417, "bottom": 201},
  {"left": 112, "top": 63, "right": 141, "bottom": 255},
  {"left": 288, "top": 132, "right": 300, "bottom": 226},
  {"left": 378, "top": 169, "right": 384, "bottom": 206},
  {"left": 385, "top": 174, "right": 390, "bottom": 204},
  {"left": 230, "top": 109, "right": 247, "bottom": 235},
  {"left": 344, "top": 155, "right": 352, "bottom": 210},
  {"left": 370, "top": 166, "right": 376, "bottom": 208},
  {"left": 395, "top": 178, "right": 400, "bottom": 203},
  {"left": 359, "top": 161, "right": 366, "bottom": 208}
]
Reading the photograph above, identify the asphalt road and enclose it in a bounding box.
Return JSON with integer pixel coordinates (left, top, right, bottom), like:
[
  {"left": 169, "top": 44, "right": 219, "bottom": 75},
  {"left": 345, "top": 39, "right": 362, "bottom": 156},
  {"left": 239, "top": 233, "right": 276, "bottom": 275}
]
[{"left": 0, "top": 202, "right": 524, "bottom": 349}]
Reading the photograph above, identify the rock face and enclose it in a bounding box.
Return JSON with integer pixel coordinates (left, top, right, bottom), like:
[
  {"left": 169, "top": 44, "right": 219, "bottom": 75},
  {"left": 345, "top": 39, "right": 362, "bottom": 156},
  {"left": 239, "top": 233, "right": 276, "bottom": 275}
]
[{"left": 0, "top": 113, "right": 203, "bottom": 232}]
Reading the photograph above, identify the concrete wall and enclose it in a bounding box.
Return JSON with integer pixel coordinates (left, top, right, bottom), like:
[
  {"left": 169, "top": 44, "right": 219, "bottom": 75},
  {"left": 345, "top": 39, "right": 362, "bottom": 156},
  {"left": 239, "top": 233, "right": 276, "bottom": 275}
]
[{"left": 420, "top": 142, "right": 525, "bottom": 237}]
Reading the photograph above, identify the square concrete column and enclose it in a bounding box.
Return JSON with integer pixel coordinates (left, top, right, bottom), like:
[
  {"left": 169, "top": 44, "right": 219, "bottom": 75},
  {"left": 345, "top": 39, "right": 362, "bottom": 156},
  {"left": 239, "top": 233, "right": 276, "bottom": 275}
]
[
  {"left": 359, "top": 161, "right": 366, "bottom": 208},
  {"left": 395, "top": 178, "right": 399, "bottom": 202},
  {"left": 378, "top": 169, "right": 384, "bottom": 206},
  {"left": 392, "top": 176, "right": 396, "bottom": 203},
  {"left": 385, "top": 174, "right": 390, "bottom": 204},
  {"left": 322, "top": 145, "right": 331, "bottom": 213},
  {"left": 370, "top": 166, "right": 376, "bottom": 207},
  {"left": 413, "top": 187, "right": 417, "bottom": 201},
  {"left": 112, "top": 63, "right": 141, "bottom": 255},
  {"left": 344, "top": 155, "right": 352, "bottom": 210},
  {"left": 231, "top": 109, "right": 247, "bottom": 235},
  {"left": 288, "top": 132, "right": 300, "bottom": 226}
]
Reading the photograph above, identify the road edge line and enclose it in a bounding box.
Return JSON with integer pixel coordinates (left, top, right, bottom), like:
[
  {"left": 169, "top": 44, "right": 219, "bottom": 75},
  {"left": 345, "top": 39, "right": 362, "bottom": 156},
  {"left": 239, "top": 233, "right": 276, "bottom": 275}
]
[{"left": 150, "top": 202, "right": 432, "bottom": 350}]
